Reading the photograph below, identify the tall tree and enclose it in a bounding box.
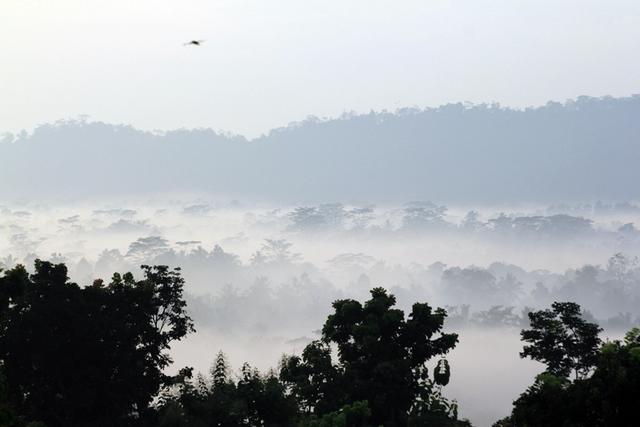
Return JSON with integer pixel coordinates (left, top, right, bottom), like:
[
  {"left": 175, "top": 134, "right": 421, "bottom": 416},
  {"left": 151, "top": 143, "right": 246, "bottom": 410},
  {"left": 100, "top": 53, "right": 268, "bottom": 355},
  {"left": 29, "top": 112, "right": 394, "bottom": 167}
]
[
  {"left": 281, "top": 287, "right": 460, "bottom": 427},
  {"left": 496, "top": 326, "right": 640, "bottom": 427},
  {"left": 521, "top": 302, "right": 602, "bottom": 379},
  {"left": 0, "top": 261, "right": 194, "bottom": 427},
  {"left": 211, "top": 351, "right": 230, "bottom": 387}
]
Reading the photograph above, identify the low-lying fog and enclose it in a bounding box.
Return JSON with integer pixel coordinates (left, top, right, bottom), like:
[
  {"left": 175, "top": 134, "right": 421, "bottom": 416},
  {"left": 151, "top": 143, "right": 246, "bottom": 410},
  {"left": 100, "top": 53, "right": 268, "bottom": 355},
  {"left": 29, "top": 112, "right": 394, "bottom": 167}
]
[{"left": 2, "top": 197, "right": 639, "bottom": 426}]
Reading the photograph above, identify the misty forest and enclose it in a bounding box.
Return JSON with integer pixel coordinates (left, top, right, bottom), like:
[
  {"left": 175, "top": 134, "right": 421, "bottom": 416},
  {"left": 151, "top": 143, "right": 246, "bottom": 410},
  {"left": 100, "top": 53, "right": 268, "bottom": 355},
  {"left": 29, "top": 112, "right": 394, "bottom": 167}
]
[
  {"left": 3, "top": 0, "right": 640, "bottom": 424},
  {"left": 1, "top": 95, "right": 640, "bottom": 426}
]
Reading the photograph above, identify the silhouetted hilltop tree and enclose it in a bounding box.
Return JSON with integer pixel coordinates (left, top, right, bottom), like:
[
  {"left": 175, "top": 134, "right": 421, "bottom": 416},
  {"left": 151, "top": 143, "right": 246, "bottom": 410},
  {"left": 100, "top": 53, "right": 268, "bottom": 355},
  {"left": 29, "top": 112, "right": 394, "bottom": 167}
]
[
  {"left": 157, "top": 287, "right": 469, "bottom": 426},
  {"left": 280, "top": 287, "right": 467, "bottom": 426},
  {"left": 495, "top": 309, "right": 640, "bottom": 427},
  {"left": 0, "top": 261, "right": 194, "bottom": 427},
  {"left": 521, "top": 302, "right": 602, "bottom": 379}
]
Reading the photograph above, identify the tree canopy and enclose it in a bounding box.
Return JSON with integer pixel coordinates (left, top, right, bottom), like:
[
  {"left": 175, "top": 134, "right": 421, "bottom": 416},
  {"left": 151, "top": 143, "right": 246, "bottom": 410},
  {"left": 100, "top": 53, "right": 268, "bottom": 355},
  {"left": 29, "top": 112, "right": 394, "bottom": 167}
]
[
  {"left": 497, "top": 305, "right": 640, "bottom": 427},
  {"left": 3, "top": 260, "right": 638, "bottom": 427},
  {"left": 520, "top": 301, "right": 602, "bottom": 379},
  {"left": 0, "top": 260, "right": 194, "bottom": 427},
  {"left": 280, "top": 287, "right": 464, "bottom": 427}
]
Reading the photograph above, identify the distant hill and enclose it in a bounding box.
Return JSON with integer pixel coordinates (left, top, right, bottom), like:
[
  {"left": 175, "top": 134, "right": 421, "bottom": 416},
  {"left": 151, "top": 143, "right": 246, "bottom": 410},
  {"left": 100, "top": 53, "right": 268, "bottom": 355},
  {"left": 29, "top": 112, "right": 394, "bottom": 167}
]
[{"left": 2, "top": 95, "right": 639, "bottom": 203}]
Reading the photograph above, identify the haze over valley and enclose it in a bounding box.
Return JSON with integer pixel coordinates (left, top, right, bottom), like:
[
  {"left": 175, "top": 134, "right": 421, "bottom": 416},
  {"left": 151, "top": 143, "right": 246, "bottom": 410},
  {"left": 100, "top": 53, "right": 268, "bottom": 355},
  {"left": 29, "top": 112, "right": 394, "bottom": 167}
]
[{"left": 2, "top": 2, "right": 640, "bottom": 426}]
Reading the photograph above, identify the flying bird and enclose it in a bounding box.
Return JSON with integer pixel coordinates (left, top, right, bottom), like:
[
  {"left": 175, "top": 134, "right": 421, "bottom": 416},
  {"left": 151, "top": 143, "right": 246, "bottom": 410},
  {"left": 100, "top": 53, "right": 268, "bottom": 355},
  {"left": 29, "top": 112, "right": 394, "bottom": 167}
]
[{"left": 184, "top": 40, "right": 205, "bottom": 46}]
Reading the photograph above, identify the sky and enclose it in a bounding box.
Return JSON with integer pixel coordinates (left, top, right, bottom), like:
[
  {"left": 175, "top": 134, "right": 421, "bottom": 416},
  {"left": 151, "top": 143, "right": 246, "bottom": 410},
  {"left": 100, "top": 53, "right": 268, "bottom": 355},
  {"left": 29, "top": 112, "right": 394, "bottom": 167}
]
[{"left": 1, "top": 0, "right": 639, "bottom": 137}]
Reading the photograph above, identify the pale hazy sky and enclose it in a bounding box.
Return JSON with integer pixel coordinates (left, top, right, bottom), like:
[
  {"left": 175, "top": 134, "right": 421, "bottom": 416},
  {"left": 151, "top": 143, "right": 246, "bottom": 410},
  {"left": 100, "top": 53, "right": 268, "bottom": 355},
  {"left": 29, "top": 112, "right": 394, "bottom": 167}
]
[{"left": 1, "top": 0, "right": 639, "bottom": 137}]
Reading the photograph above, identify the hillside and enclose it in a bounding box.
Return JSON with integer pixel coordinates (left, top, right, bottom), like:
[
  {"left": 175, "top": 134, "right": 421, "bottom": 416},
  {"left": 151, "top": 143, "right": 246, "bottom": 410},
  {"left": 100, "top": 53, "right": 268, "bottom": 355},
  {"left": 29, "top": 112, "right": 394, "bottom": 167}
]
[{"left": 2, "top": 95, "right": 639, "bottom": 203}]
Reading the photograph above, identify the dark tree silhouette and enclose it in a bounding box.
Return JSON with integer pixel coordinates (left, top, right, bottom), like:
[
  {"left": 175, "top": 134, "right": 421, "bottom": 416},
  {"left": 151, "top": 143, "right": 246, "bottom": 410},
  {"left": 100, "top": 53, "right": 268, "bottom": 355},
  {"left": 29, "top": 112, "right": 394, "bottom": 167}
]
[
  {"left": 281, "top": 287, "right": 463, "bottom": 427},
  {"left": 157, "top": 359, "right": 297, "bottom": 427},
  {"left": 279, "top": 340, "right": 344, "bottom": 415},
  {"left": 521, "top": 302, "right": 602, "bottom": 379},
  {"left": 211, "top": 351, "right": 230, "bottom": 387},
  {"left": 0, "top": 260, "right": 194, "bottom": 427},
  {"left": 496, "top": 326, "right": 640, "bottom": 427}
]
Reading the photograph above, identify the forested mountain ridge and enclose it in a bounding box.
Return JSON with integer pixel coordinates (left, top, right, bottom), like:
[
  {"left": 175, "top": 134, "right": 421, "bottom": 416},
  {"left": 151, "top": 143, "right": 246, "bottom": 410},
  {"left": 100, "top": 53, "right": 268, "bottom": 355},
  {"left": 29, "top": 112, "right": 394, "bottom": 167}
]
[{"left": 2, "top": 95, "right": 639, "bottom": 203}]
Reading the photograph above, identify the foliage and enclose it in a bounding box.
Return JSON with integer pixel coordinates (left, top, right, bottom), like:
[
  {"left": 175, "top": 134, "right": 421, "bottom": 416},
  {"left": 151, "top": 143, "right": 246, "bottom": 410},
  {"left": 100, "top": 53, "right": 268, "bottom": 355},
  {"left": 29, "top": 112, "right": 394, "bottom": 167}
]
[
  {"left": 0, "top": 260, "right": 194, "bottom": 427},
  {"left": 279, "top": 340, "right": 344, "bottom": 415},
  {"left": 498, "top": 304, "right": 640, "bottom": 426},
  {"left": 1, "top": 258, "right": 497, "bottom": 426},
  {"left": 281, "top": 287, "right": 462, "bottom": 427},
  {"left": 495, "top": 373, "right": 573, "bottom": 427},
  {"left": 520, "top": 302, "right": 602, "bottom": 379},
  {"left": 298, "top": 401, "right": 371, "bottom": 427},
  {"left": 157, "top": 357, "right": 297, "bottom": 427},
  {"left": 0, "top": 365, "right": 22, "bottom": 427}
]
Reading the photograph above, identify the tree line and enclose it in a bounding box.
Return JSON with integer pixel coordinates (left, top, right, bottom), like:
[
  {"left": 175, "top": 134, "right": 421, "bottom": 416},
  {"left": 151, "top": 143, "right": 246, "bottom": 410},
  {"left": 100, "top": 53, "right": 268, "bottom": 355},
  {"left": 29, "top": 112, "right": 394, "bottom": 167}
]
[
  {"left": 3, "top": 95, "right": 640, "bottom": 202},
  {"left": 0, "top": 261, "right": 638, "bottom": 426}
]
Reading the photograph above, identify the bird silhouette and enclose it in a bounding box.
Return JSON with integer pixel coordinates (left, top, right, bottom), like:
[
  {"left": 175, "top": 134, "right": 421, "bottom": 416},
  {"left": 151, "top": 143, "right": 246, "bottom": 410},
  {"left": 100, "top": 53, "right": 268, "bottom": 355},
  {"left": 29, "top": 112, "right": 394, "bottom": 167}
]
[{"left": 184, "top": 40, "right": 205, "bottom": 46}]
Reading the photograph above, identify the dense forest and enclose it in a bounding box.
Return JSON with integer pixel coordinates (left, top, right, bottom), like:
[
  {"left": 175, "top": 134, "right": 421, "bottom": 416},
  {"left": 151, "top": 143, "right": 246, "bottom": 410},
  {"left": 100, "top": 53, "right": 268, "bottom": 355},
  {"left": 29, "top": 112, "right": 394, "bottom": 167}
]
[
  {"left": 4, "top": 198, "right": 640, "bottom": 425},
  {"left": 4, "top": 2, "right": 638, "bottom": 426},
  {"left": 3, "top": 200, "right": 640, "bottom": 326},
  {"left": 1, "top": 261, "right": 638, "bottom": 426},
  {"left": 2, "top": 95, "right": 640, "bottom": 203}
]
